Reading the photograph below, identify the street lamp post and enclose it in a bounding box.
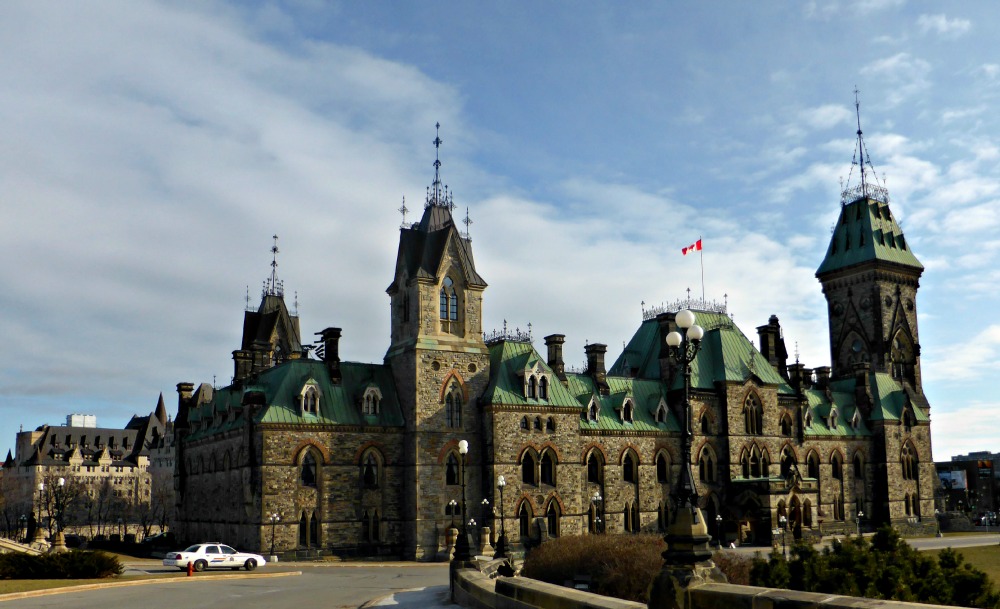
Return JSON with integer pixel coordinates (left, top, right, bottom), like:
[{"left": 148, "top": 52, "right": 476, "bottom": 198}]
[
  {"left": 494, "top": 476, "right": 508, "bottom": 559},
  {"left": 448, "top": 499, "right": 458, "bottom": 528},
  {"left": 592, "top": 491, "right": 603, "bottom": 533},
  {"left": 268, "top": 512, "right": 280, "bottom": 557},
  {"left": 856, "top": 510, "right": 864, "bottom": 536},
  {"left": 37, "top": 482, "right": 45, "bottom": 532},
  {"left": 55, "top": 477, "right": 66, "bottom": 532},
  {"left": 779, "top": 515, "right": 787, "bottom": 558},
  {"left": 453, "top": 440, "right": 472, "bottom": 562},
  {"left": 715, "top": 514, "right": 723, "bottom": 547},
  {"left": 665, "top": 310, "right": 705, "bottom": 512}
]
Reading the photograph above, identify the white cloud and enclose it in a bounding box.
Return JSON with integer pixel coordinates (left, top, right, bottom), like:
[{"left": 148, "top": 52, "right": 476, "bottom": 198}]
[
  {"left": 922, "top": 325, "right": 1000, "bottom": 383},
  {"left": 860, "top": 53, "right": 932, "bottom": 107},
  {"left": 917, "top": 14, "right": 972, "bottom": 37},
  {"left": 800, "top": 105, "right": 853, "bottom": 131}
]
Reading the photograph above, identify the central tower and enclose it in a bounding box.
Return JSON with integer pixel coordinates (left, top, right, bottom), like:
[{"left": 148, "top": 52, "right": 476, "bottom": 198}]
[{"left": 385, "top": 125, "right": 490, "bottom": 559}]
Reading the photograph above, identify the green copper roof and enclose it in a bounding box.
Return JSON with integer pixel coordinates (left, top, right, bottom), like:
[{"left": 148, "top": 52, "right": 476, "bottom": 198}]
[
  {"left": 817, "top": 196, "right": 923, "bottom": 276},
  {"left": 480, "top": 340, "right": 582, "bottom": 407},
  {"left": 798, "top": 371, "right": 927, "bottom": 437},
  {"left": 610, "top": 312, "right": 794, "bottom": 394},
  {"left": 565, "top": 374, "right": 680, "bottom": 433},
  {"left": 184, "top": 359, "right": 403, "bottom": 440}
]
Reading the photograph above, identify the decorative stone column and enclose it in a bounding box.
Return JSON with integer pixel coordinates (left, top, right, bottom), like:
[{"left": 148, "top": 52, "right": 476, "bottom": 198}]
[
  {"left": 648, "top": 506, "right": 726, "bottom": 609},
  {"left": 479, "top": 526, "right": 494, "bottom": 557}
]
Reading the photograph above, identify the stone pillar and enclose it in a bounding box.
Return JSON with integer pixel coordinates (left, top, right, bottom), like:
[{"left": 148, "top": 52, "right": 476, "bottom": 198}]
[
  {"left": 479, "top": 526, "right": 494, "bottom": 557},
  {"left": 648, "top": 506, "right": 726, "bottom": 609}
]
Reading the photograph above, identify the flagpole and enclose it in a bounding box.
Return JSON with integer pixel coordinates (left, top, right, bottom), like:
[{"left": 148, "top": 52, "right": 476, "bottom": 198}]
[{"left": 699, "top": 236, "right": 705, "bottom": 302}]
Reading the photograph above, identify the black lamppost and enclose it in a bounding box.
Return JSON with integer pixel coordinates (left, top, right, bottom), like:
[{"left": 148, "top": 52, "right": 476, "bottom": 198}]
[
  {"left": 268, "top": 512, "right": 280, "bottom": 556},
  {"left": 448, "top": 499, "right": 458, "bottom": 528},
  {"left": 37, "top": 482, "right": 45, "bottom": 534},
  {"left": 453, "top": 440, "right": 472, "bottom": 561},
  {"left": 495, "top": 475, "right": 508, "bottom": 559},
  {"left": 664, "top": 309, "right": 704, "bottom": 511},
  {"left": 54, "top": 477, "right": 66, "bottom": 533},
  {"left": 715, "top": 514, "right": 723, "bottom": 547},
  {"left": 592, "top": 491, "right": 604, "bottom": 533},
  {"left": 856, "top": 510, "right": 864, "bottom": 536},
  {"left": 18, "top": 515, "right": 26, "bottom": 543},
  {"left": 779, "top": 514, "right": 787, "bottom": 558}
]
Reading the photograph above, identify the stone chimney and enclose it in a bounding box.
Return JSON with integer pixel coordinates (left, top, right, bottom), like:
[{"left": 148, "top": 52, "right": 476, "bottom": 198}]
[
  {"left": 787, "top": 362, "right": 806, "bottom": 394},
  {"left": 756, "top": 315, "right": 789, "bottom": 380},
  {"left": 317, "top": 327, "right": 342, "bottom": 384},
  {"left": 232, "top": 350, "right": 253, "bottom": 383},
  {"left": 814, "top": 366, "right": 831, "bottom": 390},
  {"left": 585, "top": 343, "right": 610, "bottom": 395},
  {"left": 544, "top": 334, "right": 567, "bottom": 382}
]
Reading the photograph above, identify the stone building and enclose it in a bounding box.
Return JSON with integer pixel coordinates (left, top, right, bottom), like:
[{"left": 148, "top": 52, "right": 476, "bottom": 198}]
[
  {"left": 172, "top": 123, "right": 935, "bottom": 559},
  {"left": 2, "top": 402, "right": 175, "bottom": 540}
]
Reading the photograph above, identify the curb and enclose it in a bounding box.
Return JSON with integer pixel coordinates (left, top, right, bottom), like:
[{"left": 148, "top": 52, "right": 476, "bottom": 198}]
[
  {"left": 360, "top": 586, "right": 434, "bottom": 609},
  {"left": 0, "top": 570, "right": 303, "bottom": 603}
]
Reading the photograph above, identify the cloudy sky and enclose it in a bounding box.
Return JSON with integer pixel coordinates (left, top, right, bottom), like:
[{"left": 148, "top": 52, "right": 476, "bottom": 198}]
[{"left": 1, "top": 1, "right": 998, "bottom": 462}]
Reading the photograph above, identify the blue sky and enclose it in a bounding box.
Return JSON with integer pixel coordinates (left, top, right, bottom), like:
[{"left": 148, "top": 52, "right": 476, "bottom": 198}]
[{"left": 1, "top": 1, "right": 998, "bottom": 462}]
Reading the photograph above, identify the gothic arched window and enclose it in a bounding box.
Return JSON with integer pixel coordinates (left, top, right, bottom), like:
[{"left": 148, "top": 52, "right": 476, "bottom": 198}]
[
  {"left": 540, "top": 451, "right": 556, "bottom": 486},
  {"left": 623, "top": 452, "right": 637, "bottom": 483},
  {"left": 445, "top": 387, "right": 462, "bottom": 428},
  {"left": 301, "top": 451, "right": 317, "bottom": 487},
  {"left": 362, "top": 451, "right": 380, "bottom": 489},
  {"left": 744, "top": 394, "right": 763, "bottom": 435},
  {"left": 587, "top": 452, "right": 603, "bottom": 484},
  {"left": 656, "top": 452, "right": 669, "bottom": 484},
  {"left": 446, "top": 453, "right": 460, "bottom": 486},
  {"left": 539, "top": 376, "right": 549, "bottom": 400}
]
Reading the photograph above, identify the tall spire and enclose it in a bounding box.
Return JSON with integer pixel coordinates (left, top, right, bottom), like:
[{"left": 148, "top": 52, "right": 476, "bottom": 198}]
[
  {"left": 263, "top": 234, "right": 284, "bottom": 298},
  {"left": 426, "top": 123, "right": 454, "bottom": 210},
  {"left": 844, "top": 89, "right": 889, "bottom": 206}
]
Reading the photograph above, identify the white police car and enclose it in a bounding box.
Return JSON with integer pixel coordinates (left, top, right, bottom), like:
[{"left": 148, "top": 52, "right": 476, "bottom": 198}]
[{"left": 163, "top": 543, "right": 267, "bottom": 572}]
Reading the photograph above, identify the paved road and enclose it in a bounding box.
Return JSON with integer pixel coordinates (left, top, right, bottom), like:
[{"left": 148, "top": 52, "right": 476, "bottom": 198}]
[
  {"left": 1, "top": 563, "right": 451, "bottom": 609},
  {"left": 721, "top": 532, "right": 1000, "bottom": 557}
]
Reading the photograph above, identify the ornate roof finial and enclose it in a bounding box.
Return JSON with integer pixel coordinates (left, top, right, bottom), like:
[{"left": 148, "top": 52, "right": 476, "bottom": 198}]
[
  {"left": 431, "top": 123, "right": 444, "bottom": 207},
  {"left": 245, "top": 285, "right": 251, "bottom": 312},
  {"left": 264, "top": 235, "right": 284, "bottom": 298},
  {"left": 294, "top": 291, "right": 299, "bottom": 316},
  {"left": 399, "top": 196, "right": 409, "bottom": 228},
  {"left": 463, "top": 206, "right": 473, "bottom": 239}
]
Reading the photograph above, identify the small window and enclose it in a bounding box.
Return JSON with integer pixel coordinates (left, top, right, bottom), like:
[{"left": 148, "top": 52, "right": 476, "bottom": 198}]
[
  {"left": 780, "top": 415, "right": 792, "bottom": 437},
  {"left": 588, "top": 400, "right": 599, "bottom": 422},
  {"left": 656, "top": 453, "right": 669, "bottom": 483},
  {"left": 587, "top": 453, "right": 603, "bottom": 484},
  {"left": 622, "top": 399, "right": 634, "bottom": 423},
  {"left": 445, "top": 388, "right": 462, "bottom": 428},
  {"left": 301, "top": 452, "right": 318, "bottom": 487},
  {"left": 522, "top": 453, "right": 537, "bottom": 486},
  {"left": 655, "top": 401, "right": 668, "bottom": 423},
  {"left": 533, "top": 417, "right": 542, "bottom": 431},
  {"left": 362, "top": 452, "right": 379, "bottom": 489},
  {"left": 700, "top": 414, "right": 710, "bottom": 434},
  {"left": 831, "top": 455, "right": 843, "bottom": 480},
  {"left": 520, "top": 416, "right": 529, "bottom": 430},
  {"left": 623, "top": 452, "right": 637, "bottom": 483},
  {"left": 541, "top": 451, "right": 555, "bottom": 486},
  {"left": 446, "top": 453, "right": 460, "bottom": 486},
  {"left": 539, "top": 377, "right": 549, "bottom": 400},
  {"left": 545, "top": 417, "right": 556, "bottom": 432},
  {"left": 362, "top": 387, "right": 382, "bottom": 416},
  {"left": 527, "top": 376, "right": 537, "bottom": 399}
]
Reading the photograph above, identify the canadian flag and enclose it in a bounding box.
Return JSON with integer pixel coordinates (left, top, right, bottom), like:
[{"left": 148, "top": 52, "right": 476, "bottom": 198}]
[{"left": 682, "top": 238, "right": 702, "bottom": 256}]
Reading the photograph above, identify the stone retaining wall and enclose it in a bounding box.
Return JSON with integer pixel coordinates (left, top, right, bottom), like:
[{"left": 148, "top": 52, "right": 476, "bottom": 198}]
[{"left": 452, "top": 567, "right": 965, "bottom": 609}]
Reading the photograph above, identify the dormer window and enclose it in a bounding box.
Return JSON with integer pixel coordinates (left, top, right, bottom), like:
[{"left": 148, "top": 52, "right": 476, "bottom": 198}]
[
  {"left": 527, "top": 376, "right": 537, "bottom": 399},
  {"left": 539, "top": 377, "right": 549, "bottom": 400},
  {"left": 828, "top": 408, "right": 839, "bottom": 430},
  {"left": 655, "top": 399, "right": 668, "bottom": 424},
  {"left": 362, "top": 387, "right": 382, "bottom": 416},
  {"left": 622, "top": 398, "right": 634, "bottom": 424},
  {"left": 851, "top": 410, "right": 861, "bottom": 430},
  {"left": 587, "top": 398, "right": 600, "bottom": 422},
  {"left": 301, "top": 384, "right": 321, "bottom": 416}
]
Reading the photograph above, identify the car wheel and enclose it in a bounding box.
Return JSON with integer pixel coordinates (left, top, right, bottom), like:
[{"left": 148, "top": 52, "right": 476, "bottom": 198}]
[
  {"left": 244, "top": 559, "right": 257, "bottom": 571},
  {"left": 194, "top": 559, "right": 207, "bottom": 572}
]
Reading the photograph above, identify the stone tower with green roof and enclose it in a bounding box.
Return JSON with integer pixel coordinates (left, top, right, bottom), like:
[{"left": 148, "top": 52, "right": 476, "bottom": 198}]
[
  {"left": 815, "top": 102, "right": 932, "bottom": 527},
  {"left": 384, "top": 126, "right": 490, "bottom": 559}
]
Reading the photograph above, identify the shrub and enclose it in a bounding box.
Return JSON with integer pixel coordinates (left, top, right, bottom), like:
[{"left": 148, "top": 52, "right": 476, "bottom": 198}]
[
  {"left": 749, "top": 527, "right": 1000, "bottom": 609},
  {"left": 522, "top": 534, "right": 665, "bottom": 603},
  {"left": 0, "top": 551, "right": 123, "bottom": 579}
]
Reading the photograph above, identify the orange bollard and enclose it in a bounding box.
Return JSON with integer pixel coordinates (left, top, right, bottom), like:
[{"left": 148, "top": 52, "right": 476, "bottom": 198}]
[{"left": 187, "top": 561, "right": 194, "bottom": 576}]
